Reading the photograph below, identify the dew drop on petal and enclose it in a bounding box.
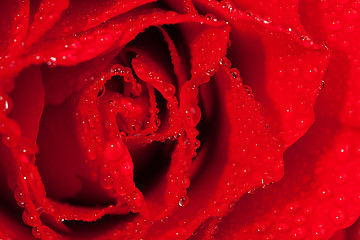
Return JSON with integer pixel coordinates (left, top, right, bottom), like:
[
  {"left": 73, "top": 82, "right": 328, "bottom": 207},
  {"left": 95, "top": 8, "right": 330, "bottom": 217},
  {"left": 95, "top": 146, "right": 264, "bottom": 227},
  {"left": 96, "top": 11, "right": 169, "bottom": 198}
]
[
  {"left": 294, "top": 215, "right": 306, "bottom": 224},
  {"left": 275, "top": 222, "right": 290, "bottom": 232},
  {"left": 22, "top": 210, "right": 37, "bottom": 227},
  {"left": 87, "top": 148, "right": 97, "bottom": 160},
  {"left": 100, "top": 175, "right": 113, "bottom": 190},
  {"left": 14, "top": 188, "right": 25, "bottom": 207},
  {"left": 311, "top": 223, "right": 327, "bottom": 238},
  {"left": 247, "top": 189, "right": 255, "bottom": 194},
  {"left": 290, "top": 227, "right": 307, "bottom": 239},
  {"left": 0, "top": 94, "right": 12, "bottom": 113},
  {"left": 32, "top": 227, "right": 41, "bottom": 239},
  {"left": 182, "top": 177, "right": 190, "bottom": 189},
  {"left": 178, "top": 196, "right": 189, "bottom": 207},
  {"left": 328, "top": 20, "right": 342, "bottom": 31},
  {"left": 335, "top": 172, "right": 348, "bottom": 184},
  {"left": 330, "top": 209, "right": 346, "bottom": 224},
  {"left": 184, "top": 104, "right": 201, "bottom": 127},
  {"left": 317, "top": 185, "right": 332, "bottom": 199}
]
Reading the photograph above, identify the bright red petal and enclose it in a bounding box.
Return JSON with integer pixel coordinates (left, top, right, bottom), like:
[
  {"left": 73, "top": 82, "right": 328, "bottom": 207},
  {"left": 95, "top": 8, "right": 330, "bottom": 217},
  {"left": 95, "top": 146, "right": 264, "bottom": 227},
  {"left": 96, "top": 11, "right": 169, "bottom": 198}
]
[
  {"left": 231, "top": 0, "right": 306, "bottom": 34},
  {"left": 43, "top": 0, "right": 155, "bottom": 39},
  {"left": 193, "top": 0, "right": 330, "bottom": 149},
  {"left": 215, "top": 124, "right": 360, "bottom": 239},
  {"left": 300, "top": 0, "right": 360, "bottom": 128}
]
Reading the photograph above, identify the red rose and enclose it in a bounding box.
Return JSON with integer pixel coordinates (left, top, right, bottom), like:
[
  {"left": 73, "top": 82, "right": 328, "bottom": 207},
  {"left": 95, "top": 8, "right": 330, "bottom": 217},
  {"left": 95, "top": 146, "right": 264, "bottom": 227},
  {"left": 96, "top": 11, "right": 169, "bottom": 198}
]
[{"left": 0, "top": 0, "right": 359, "bottom": 239}]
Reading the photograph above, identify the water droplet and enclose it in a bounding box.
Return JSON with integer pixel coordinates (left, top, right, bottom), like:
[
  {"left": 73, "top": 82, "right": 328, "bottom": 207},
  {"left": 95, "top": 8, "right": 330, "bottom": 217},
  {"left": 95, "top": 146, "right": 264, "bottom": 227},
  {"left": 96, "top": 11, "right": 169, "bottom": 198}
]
[
  {"left": 247, "top": 189, "right": 255, "bottom": 194},
  {"left": 254, "top": 221, "right": 270, "bottom": 232},
  {"left": 278, "top": 69, "right": 285, "bottom": 78},
  {"left": 336, "top": 143, "right": 350, "bottom": 161},
  {"left": 294, "top": 215, "right": 306, "bottom": 224},
  {"left": 304, "top": 67, "right": 318, "bottom": 80},
  {"left": 0, "top": 95, "right": 12, "bottom": 113},
  {"left": 330, "top": 209, "right": 346, "bottom": 224},
  {"left": 87, "top": 148, "right": 97, "bottom": 160},
  {"left": 345, "top": 8, "right": 358, "bottom": 20},
  {"left": 104, "top": 140, "right": 125, "bottom": 160},
  {"left": 240, "top": 166, "right": 251, "bottom": 175},
  {"left": 230, "top": 68, "right": 240, "bottom": 79},
  {"left": 32, "top": 227, "right": 41, "bottom": 239},
  {"left": 100, "top": 175, "right": 113, "bottom": 189},
  {"left": 291, "top": 227, "right": 307, "bottom": 239},
  {"left": 220, "top": 57, "right": 231, "bottom": 68},
  {"left": 14, "top": 188, "right": 25, "bottom": 207},
  {"left": 178, "top": 196, "right": 189, "bottom": 207},
  {"left": 317, "top": 185, "right": 332, "bottom": 199},
  {"left": 244, "top": 85, "right": 252, "bottom": 95},
  {"left": 38, "top": 226, "right": 57, "bottom": 240},
  {"left": 194, "top": 139, "right": 201, "bottom": 149},
  {"left": 205, "top": 13, "right": 216, "bottom": 20},
  {"left": 97, "top": 86, "right": 105, "bottom": 97},
  {"left": 122, "top": 161, "right": 133, "bottom": 172},
  {"left": 87, "top": 116, "right": 96, "bottom": 128},
  {"left": 131, "top": 192, "right": 143, "bottom": 211},
  {"left": 22, "top": 210, "right": 37, "bottom": 226},
  {"left": 286, "top": 202, "right": 300, "bottom": 214},
  {"left": 182, "top": 178, "right": 190, "bottom": 189},
  {"left": 184, "top": 104, "right": 201, "bottom": 127},
  {"left": 170, "top": 133, "right": 180, "bottom": 141},
  {"left": 311, "top": 223, "right": 327, "bottom": 238},
  {"left": 275, "top": 223, "right": 290, "bottom": 232},
  {"left": 304, "top": 206, "right": 313, "bottom": 215},
  {"left": 164, "top": 85, "right": 175, "bottom": 97},
  {"left": 328, "top": 20, "right": 342, "bottom": 31},
  {"left": 335, "top": 172, "right": 348, "bottom": 184},
  {"left": 335, "top": 193, "right": 347, "bottom": 205}
]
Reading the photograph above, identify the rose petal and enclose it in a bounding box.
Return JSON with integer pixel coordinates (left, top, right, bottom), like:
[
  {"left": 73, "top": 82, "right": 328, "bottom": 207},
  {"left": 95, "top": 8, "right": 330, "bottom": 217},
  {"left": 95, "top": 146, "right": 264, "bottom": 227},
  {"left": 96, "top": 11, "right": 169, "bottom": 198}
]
[
  {"left": 132, "top": 54, "right": 182, "bottom": 139},
  {"left": 43, "top": 0, "right": 156, "bottom": 40},
  {"left": 0, "top": 9, "right": 233, "bottom": 239},
  {"left": 160, "top": 0, "right": 197, "bottom": 13},
  {"left": 193, "top": 0, "right": 330, "bottom": 149},
  {"left": 7, "top": 65, "right": 44, "bottom": 143},
  {"left": 229, "top": 20, "right": 329, "bottom": 149},
  {"left": 26, "top": 7, "right": 227, "bottom": 67},
  {"left": 139, "top": 63, "right": 283, "bottom": 239},
  {"left": 231, "top": 0, "right": 306, "bottom": 34},
  {"left": 300, "top": 0, "right": 360, "bottom": 128},
  {"left": 25, "top": 0, "right": 70, "bottom": 47},
  {"left": 0, "top": 144, "right": 33, "bottom": 240},
  {"left": 41, "top": 51, "right": 117, "bottom": 105},
  {"left": 181, "top": 21, "right": 230, "bottom": 81},
  {"left": 36, "top": 100, "right": 115, "bottom": 201},
  {"left": 215, "top": 124, "right": 360, "bottom": 239},
  {"left": 56, "top": 13, "right": 232, "bottom": 239},
  {"left": 0, "top": 0, "right": 29, "bottom": 62},
  {"left": 157, "top": 27, "right": 188, "bottom": 90}
]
